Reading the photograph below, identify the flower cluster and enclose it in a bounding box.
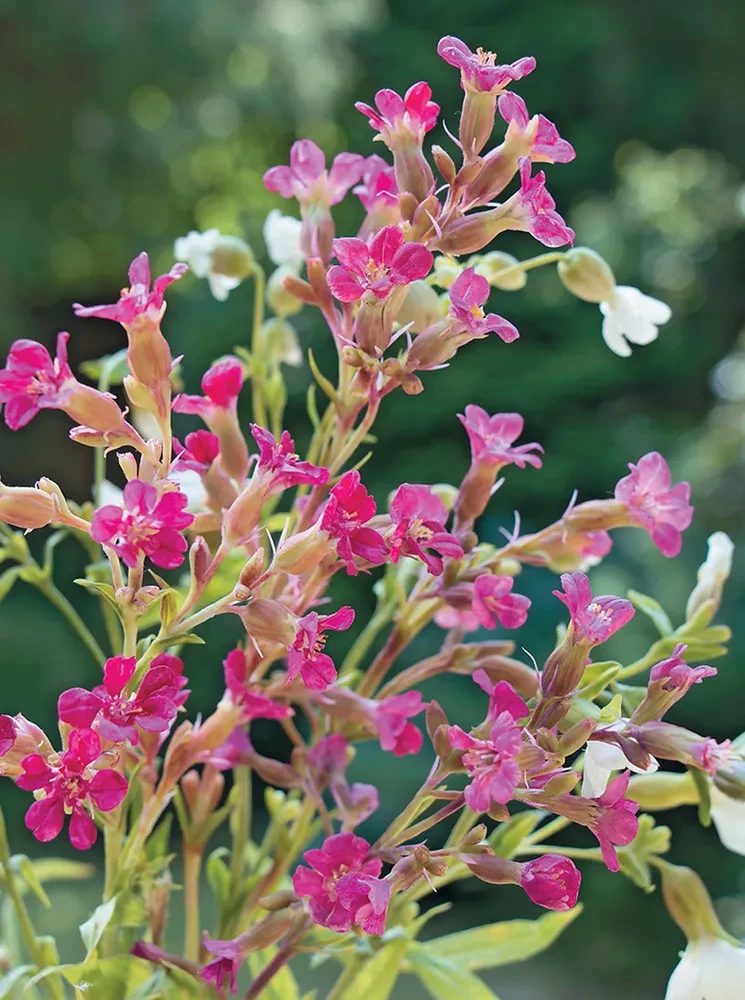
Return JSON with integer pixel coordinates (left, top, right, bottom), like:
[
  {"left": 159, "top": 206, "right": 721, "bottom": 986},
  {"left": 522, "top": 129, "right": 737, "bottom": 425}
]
[{"left": 0, "top": 32, "right": 736, "bottom": 1000}]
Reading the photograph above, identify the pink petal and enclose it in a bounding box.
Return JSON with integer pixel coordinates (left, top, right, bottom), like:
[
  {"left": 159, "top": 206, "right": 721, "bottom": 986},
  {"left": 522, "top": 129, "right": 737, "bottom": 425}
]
[
  {"left": 57, "top": 688, "right": 103, "bottom": 729},
  {"left": 498, "top": 92, "right": 530, "bottom": 129},
  {"left": 390, "top": 242, "right": 433, "bottom": 283},
  {"left": 89, "top": 769, "right": 129, "bottom": 812},
  {"left": 68, "top": 808, "right": 98, "bottom": 850},
  {"left": 263, "top": 165, "right": 296, "bottom": 198},
  {"left": 327, "top": 266, "right": 365, "bottom": 303},
  {"left": 103, "top": 656, "right": 137, "bottom": 697},
  {"left": 369, "top": 226, "right": 404, "bottom": 268},
  {"left": 290, "top": 139, "right": 326, "bottom": 186},
  {"left": 25, "top": 796, "right": 65, "bottom": 843}
]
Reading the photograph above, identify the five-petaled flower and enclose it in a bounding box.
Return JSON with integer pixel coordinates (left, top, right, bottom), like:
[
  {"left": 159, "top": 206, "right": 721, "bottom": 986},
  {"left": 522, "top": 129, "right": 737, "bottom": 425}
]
[
  {"left": 327, "top": 226, "right": 433, "bottom": 303},
  {"left": 389, "top": 484, "right": 463, "bottom": 576},
  {"left": 222, "top": 648, "right": 294, "bottom": 721},
  {"left": 458, "top": 406, "right": 543, "bottom": 469},
  {"left": 511, "top": 158, "right": 575, "bottom": 248},
  {"left": 73, "top": 252, "right": 187, "bottom": 329},
  {"left": 614, "top": 451, "right": 693, "bottom": 558},
  {"left": 251, "top": 424, "right": 329, "bottom": 494},
  {"left": 57, "top": 656, "right": 180, "bottom": 745},
  {"left": 498, "top": 93, "right": 575, "bottom": 164},
  {"left": 448, "top": 268, "right": 519, "bottom": 343},
  {"left": 17, "top": 728, "right": 128, "bottom": 850},
  {"left": 320, "top": 470, "right": 389, "bottom": 575},
  {"left": 355, "top": 83, "right": 439, "bottom": 142},
  {"left": 287, "top": 607, "right": 356, "bottom": 690},
  {"left": 437, "top": 36, "right": 536, "bottom": 94},
  {"left": 553, "top": 571, "right": 635, "bottom": 645},
  {"left": 91, "top": 479, "right": 195, "bottom": 569},
  {"left": 448, "top": 712, "right": 524, "bottom": 812},
  {"left": 472, "top": 574, "right": 531, "bottom": 630},
  {"left": 263, "top": 140, "right": 365, "bottom": 208}
]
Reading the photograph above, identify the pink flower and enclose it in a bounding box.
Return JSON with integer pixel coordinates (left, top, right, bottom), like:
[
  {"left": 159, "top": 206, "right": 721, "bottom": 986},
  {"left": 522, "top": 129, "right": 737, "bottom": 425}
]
[
  {"left": 16, "top": 729, "right": 128, "bottom": 850},
  {"left": 553, "top": 571, "right": 635, "bottom": 645},
  {"left": 355, "top": 82, "right": 439, "bottom": 142},
  {"left": 73, "top": 252, "right": 187, "bottom": 328},
  {"left": 389, "top": 484, "right": 463, "bottom": 576},
  {"left": 512, "top": 158, "right": 575, "bottom": 248},
  {"left": 327, "top": 226, "right": 433, "bottom": 303},
  {"left": 151, "top": 652, "right": 190, "bottom": 709},
  {"left": 0, "top": 715, "right": 15, "bottom": 756},
  {"left": 292, "top": 832, "right": 382, "bottom": 932},
  {"left": 0, "top": 334, "right": 75, "bottom": 430},
  {"left": 287, "top": 607, "right": 355, "bottom": 690},
  {"left": 335, "top": 871, "right": 391, "bottom": 935},
  {"left": 264, "top": 140, "right": 364, "bottom": 207},
  {"left": 320, "top": 470, "right": 389, "bottom": 575},
  {"left": 498, "top": 93, "right": 575, "bottom": 164},
  {"left": 172, "top": 357, "right": 244, "bottom": 420},
  {"left": 354, "top": 155, "right": 399, "bottom": 213},
  {"left": 614, "top": 451, "right": 693, "bottom": 558},
  {"left": 448, "top": 713, "right": 523, "bottom": 812},
  {"left": 473, "top": 671, "right": 529, "bottom": 725},
  {"left": 172, "top": 430, "right": 221, "bottom": 475},
  {"left": 57, "top": 656, "right": 180, "bottom": 745},
  {"left": 589, "top": 771, "right": 640, "bottom": 872},
  {"left": 222, "top": 648, "right": 293, "bottom": 720},
  {"left": 437, "top": 36, "right": 536, "bottom": 94},
  {"left": 306, "top": 735, "right": 379, "bottom": 830},
  {"left": 369, "top": 691, "right": 425, "bottom": 757},
  {"left": 458, "top": 406, "right": 543, "bottom": 469},
  {"left": 91, "top": 479, "right": 194, "bottom": 569},
  {"left": 448, "top": 269, "right": 519, "bottom": 343},
  {"left": 251, "top": 424, "right": 329, "bottom": 492},
  {"left": 649, "top": 643, "right": 717, "bottom": 701},
  {"left": 472, "top": 574, "right": 531, "bottom": 630},
  {"left": 201, "top": 936, "right": 245, "bottom": 995},
  {"left": 519, "top": 855, "right": 581, "bottom": 911}
]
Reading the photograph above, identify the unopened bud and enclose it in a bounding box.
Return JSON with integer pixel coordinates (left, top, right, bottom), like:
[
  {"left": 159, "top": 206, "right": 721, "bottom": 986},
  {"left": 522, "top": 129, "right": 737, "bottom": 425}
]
[
  {"left": 241, "top": 909, "right": 299, "bottom": 953},
  {"left": 432, "top": 145, "right": 457, "bottom": 185},
  {"left": 432, "top": 255, "right": 462, "bottom": 290},
  {"left": 267, "top": 268, "right": 304, "bottom": 318},
  {"left": 261, "top": 317, "right": 303, "bottom": 368},
  {"left": 460, "top": 823, "right": 488, "bottom": 847},
  {"left": 472, "top": 251, "right": 527, "bottom": 291},
  {"left": 0, "top": 482, "right": 57, "bottom": 531},
  {"left": 118, "top": 451, "right": 139, "bottom": 481},
  {"left": 239, "top": 599, "right": 296, "bottom": 647},
  {"left": 542, "top": 771, "right": 580, "bottom": 797},
  {"left": 557, "top": 718, "right": 596, "bottom": 757},
  {"left": 660, "top": 862, "right": 727, "bottom": 943},
  {"left": 434, "top": 205, "right": 512, "bottom": 256},
  {"left": 627, "top": 771, "right": 698, "bottom": 811},
  {"left": 259, "top": 889, "right": 299, "bottom": 912},
  {"left": 210, "top": 236, "right": 255, "bottom": 280},
  {"left": 180, "top": 770, "right": 201, "bottom": 814},
  {"left": 235, "top": 549, "right": 266, "bottom": 597},
  {"left": 188, "top": 536, "right": 212, "bottom": 589},
  {"left": 686, "top": 532, "right": 734, "bottom": 626},
  {"left": 557, "top": 248, "right": 616, "bottom": 304},
  {"left": 222, "top": 480, "right": 267, "bottom": 548},
  {"left": 273, "top": 524, "right": 331, "bottom": 576},
  {"left": 396, "top": 281, "right": 443, "bottom": 333}
]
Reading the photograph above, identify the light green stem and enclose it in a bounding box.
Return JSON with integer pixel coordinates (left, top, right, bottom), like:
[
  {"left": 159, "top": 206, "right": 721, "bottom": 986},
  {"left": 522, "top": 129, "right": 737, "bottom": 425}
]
[
  {"left": 251, "top": 266, "right": 268, "bottom": 427},
  {"left": 37, "top": 579, "right": 106, "bottom": 667},
  {"left": 326, "top": 956, "right": 365, "bottom": 1000},
  {"left": 230, "top": 766, "right": 252, "bottom": 885},
  {"left": 338, "top": 602, "right": 395, "bottom": 679},
  {"left": 524, "top": 815, "right": 571, "bottom": 845},
  {"left": 487, "top": 250, "right": 566, "bottom": 283},
  {"left": 516, "top": 844, "right": 601, "bottom": 860},
  {"left": 183, "top": 845, "right": 203, "bottom": 962}
]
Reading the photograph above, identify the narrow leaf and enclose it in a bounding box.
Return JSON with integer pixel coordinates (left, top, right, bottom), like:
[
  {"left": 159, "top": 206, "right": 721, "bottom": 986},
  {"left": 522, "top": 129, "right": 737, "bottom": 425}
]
[
  {"left": 408, "top": 947, "right": 500, "bottom": 1000},
  {"left": 343, "top": 937, "right": 408, "bottom": 1000},
  {"left": 80, "top": 894, "right": 118, "bottom": 956}
]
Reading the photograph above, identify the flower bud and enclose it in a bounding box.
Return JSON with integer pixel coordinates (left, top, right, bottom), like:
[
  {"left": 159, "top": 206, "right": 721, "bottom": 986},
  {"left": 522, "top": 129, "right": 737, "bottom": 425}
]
[
  {"left": 0, "top": 714, "right": 54, "bottom": 778},
  {"left": 396, "top": 281, "right": 443, "bottom": 333},
  {"left": 432, "top": 145, "right": 457, "bottom": 185},
  {"left": 210, "top": 236, "right": 255, "bottom": 280},
  {"left": 239, "top": 599, "right": 296, "bottom": 648},
  {"left": 472, "top": 251, "right": 526, "bottom": 291},
  {"left": 686, "top": 532, "right": 734, "bottom": 626},
  {"left": 432, "top": 255, "right": 462, "bottom": 290},
  {"left": 234, "top": 549, "right": 266, "bottom": 599},
  {"left": 627, "top": 771, "right": 698, "bottom": 811},
  {"left": 267, "top": 269, "right": 304, "bottom": 319},
  {"left": 433, "top": 205, "right": 512, "bottom": 256},
  {"left": 460, "top": 91, "right": 498, "bottom": 159},
  {"left": 222, "top": 480, "right": 268, "bottom": 548},
  {"left": 0, "top": 482, "right": 57, "bottom": 530},
  {"left": 557, "top": 248, "right": 616, "bottom": 304},
  {"left": 542, "top": 771, "right": 581, "bottom": 797},
  {"left": 259, "top": 889, "right": 299, "bottom": 912},
  {"left": 557, "top": 718, "right": 595, "bottom": 757},
  {"left": 660, "top": 862, "right": 728, "bottom": 943},
  {"left": 273, "top": 524, "right": 331, "bottom": 576},
  {"left": 241, "top": 909, "right": 300, "bottom": 952},
  {"left": 461, "top": 851, "right": 521, "bottom": 885}
]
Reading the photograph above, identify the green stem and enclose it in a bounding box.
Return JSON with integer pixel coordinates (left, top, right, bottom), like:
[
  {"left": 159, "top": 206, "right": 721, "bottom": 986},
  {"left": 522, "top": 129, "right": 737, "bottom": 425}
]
[
  {"left": 523, "top": 815, "right": 571, "bottom": 845},
  {"left": 229, "top": 766, "right": 252, "bottom": 886},
  {"left": 251, "top": 266, "right": 268, "bottom": 427},
  {"left": 486, "top": 250, "right": 566, "bottom": 283},
  {"left": 183, "top": 845, "right": 203, "bottom": 962},
  {"left": 326, "top": 956, "right": 365, "bottom": 1000},
  {"left": 516, "top": 844, "right": 601, "bottom": 860},
  {"left": 616, "top": 644, "right": 667, "bottom": 680},
  {"left": 37, "top": 579, "right": 106, "bottom": 667},
  {"left": 338, "top": 601, "right": 395, "bottom": 679},
  {"left": 445, "top": 806, "right": 478, "bottom": 849}
]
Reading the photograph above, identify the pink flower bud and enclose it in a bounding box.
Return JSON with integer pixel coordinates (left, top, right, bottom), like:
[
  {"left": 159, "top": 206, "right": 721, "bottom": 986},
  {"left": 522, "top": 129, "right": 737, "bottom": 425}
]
[
  {"left": 0, "top": 482, "right": 57, "bottom": 530},
  {"left": 519, "top": 855, "right": 581, "bottom": 911},
  {"left": 239, "top": 599, "right": 296, "bottom": 648},
  {"left": 273, "top": 523, "right": 331, "bottom": 576}
]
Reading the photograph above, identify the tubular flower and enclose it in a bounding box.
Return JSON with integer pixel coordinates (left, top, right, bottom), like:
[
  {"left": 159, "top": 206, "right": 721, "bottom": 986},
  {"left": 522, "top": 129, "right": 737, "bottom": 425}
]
[
  {"left": 519, "top": 855, "right": 581, "bottom": 911},
  {"left": 16, "top": 729, "right": 128, "bottom": 850},
  {"left": 614, "top": 451, "right": 693, "bottom": 558},
  {"left": 508, "top": 158, "right": 575, "bottom": 248},
  {"left": 292, "top": 832, "right": 383, "bottom": 932},
  {"left": 472, "top": 671, "right": 530, "bottom": 725},
  {"left": 73, "top": 252, "right": 187, "bottom": 328},
  {"left": 553, "top": 571, "right": 635, "bottom": 645},
  {"left": 448, "top": 712, "right": 524, "bottom": 812},
  {"left": 472, "top": 574, "right": 531, "bottom": 630},
  {"left": 57, "top": 656, "right": 180, "bottom": 745},
  {"left": 319, "top": 470, "right": 389, "bottom": 575},
  {"left": 287, "top": 607, "right": 356, "bottom": 691},
  {"left": 250, "top": 424, "right": 329, "bottom": 493},
  {"left": 458, "top": 406, "right": 543, "bottom": 469},
  {"left": 90, "top": 479, "right": 195, "bottom": 569},
  {"left": 447, "top": 268, "right": 519, "bottom": 343},
  {"left": 437, "top": 36, "right": 536, "bottom": 95},
  {"left": 355, "top": 82, "right": 439, "bottom": 143},
  {"left": 222, "top": 649, "right": 293, "bottom": 720},
  {"left": 389, "top": 483, "right": 463, "bottom": 576},
  {"left": 632, "top": 643, "right": 717, "bottom": 724},
  {"left": 498, "top": 93, "right": 575, "bottom": 163},
  {"left": 200, "top": 937, "right": 245, "bottom": 995},
  {"left": 327, "top": 227, "right": 433, "bottom": 303},
  {"left": 335, "top": 871, "right": 391, "bottom": 935}
]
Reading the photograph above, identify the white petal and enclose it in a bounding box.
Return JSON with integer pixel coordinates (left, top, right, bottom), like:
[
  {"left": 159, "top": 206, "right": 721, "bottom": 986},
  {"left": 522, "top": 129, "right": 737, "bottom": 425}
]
[
  {"left": 666, "top": 938, "right": 745, "bottom": 1000},
  {"left": 263, "top": 210, "right": 303, "bottom": 269},
  {"left": 98, "top": 480, "right": 124, "bottom": 506},
  {"left": 622, "top": 317, "right": 660, "bottom": 346},
  {"left": 710, "top": 785, "right": 745, "bottom": 856},
  {"left": 615, "top": 285, "right": 672, "bottom": 326},
  {"left": 600, "top": 309, "right": 632, "bottom": 356},
  {"left": 174, "top": 229, "right": 222, "bottom": 279},
  {"left": 168, "top": 469, "right": 208, "bottom": 513},
  {"left": 207, "top": 273, "right": 241, "bottom": 302}
]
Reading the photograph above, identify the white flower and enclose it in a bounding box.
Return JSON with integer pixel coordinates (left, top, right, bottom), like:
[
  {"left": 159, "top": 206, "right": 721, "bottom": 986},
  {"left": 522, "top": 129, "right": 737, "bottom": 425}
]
[
  {"left": 581, "top": 727, "right": 658, "bottom": 799},
  {"left": 263, "top": 210, "right": 303, "bottom": 271},
  {"left": 173, "top": 229, "right": 242, "bottom": 301},
  {"left": 666, "top": 936, "right": 745, "bottom": 999},
  {"left": 710, "top": 784, "right": 745, "bottom": 857},
  {"left": 599, "top": 285, "right": 672, "bottom": 357},
  {"left": 686, "top": 532, "right": 735, "bottom": 622}
]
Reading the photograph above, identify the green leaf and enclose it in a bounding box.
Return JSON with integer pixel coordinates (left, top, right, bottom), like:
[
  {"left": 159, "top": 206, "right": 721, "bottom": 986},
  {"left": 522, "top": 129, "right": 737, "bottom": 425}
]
[
  {"left": 79, "top": 349, "right": 129, "bottom": 386},
  {"left": 343, "top": 937, "right": 408, "bottom": 1000},
  {"left": 74, "top": 578, "right": 123, "bottom": 617},
  {"left": 690, "top": 767, "right": 712, "bottom": 826},
  {"left": 13, "top": 855, "right": 50, "bottom": 908},
  {"left": 408, "top": 947, "right": 500, "bottom": 1000},
  {"left": 247, "top": 947, "right": 300, "bottom": 1000},
  {"left": 488, "top": 810, "right": 543, "bottom": 858},
  {"left": 0, "top": 567, "right": 23, "bottom": 604},
  {"left": 0, "top": 964, "right": 35, "bottom": 998},
  {"left": 578, "top": 661, "right": 620, "bottom": 700},
  {"left": 145, "top": 816, "right": 172, "bottom": 862},
  {"left": 68, "top": 956, "right": 153, "bottom": 999},
  {"left": 421, "top": 907, "right": 582, "bottom": 970},
  {"left": 627, "top": 590, "right": 673, "bottom": 636},
  {"left": 125, "top": 968, "right": 169, "bottom": 1000},
  {"left": 28, "top": 857, "right": 94, "bottom": 884},
  {"left": 80, "top": 894, "right": 118, "bottom": 956},
  {"left": 615, "top": 682, "right": 648, "bottom": 716},
  {"left": 307, "top": 348, "right": 341, "bottom": 406},
  {"left": 206, "top": 848, "right": 231, "bottom": 907}
]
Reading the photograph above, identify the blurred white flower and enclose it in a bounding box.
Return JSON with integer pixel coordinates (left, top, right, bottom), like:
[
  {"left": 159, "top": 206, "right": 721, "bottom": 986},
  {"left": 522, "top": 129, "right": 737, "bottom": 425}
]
[
  {"left": 582, "top": 730, "right": 658, "bottom": 799},
  {"left": 263, "top": 210, "right": 303, "bottom": 271},
  {"left": 686, "top": 531, "right": 734, "bottom": 622},
  {"left": 710, "top": 783, "right": 745, "bottom": 857},
  {"left": 666, "top": 936, "right": 745, "bottom": 999},
  {"left": 174, "top": 229, "right": 253, "bottom": 301},
  {"left": 599, "top": 285, "right": 672, "bottom": 357}
]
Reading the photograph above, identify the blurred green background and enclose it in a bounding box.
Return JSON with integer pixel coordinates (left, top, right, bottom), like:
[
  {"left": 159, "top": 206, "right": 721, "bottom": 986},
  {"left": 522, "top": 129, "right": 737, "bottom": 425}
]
[{"left": 1, "top": 0, "right": 745, "bottom": 995}]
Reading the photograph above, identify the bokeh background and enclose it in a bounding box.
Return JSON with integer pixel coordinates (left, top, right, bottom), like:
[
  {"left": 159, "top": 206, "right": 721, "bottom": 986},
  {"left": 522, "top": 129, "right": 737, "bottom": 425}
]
[{"left": 1, "top": 0, "right": 745, "bottom": 995}]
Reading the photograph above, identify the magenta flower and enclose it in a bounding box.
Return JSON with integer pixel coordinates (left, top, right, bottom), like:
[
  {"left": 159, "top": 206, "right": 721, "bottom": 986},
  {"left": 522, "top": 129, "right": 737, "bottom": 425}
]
[
  {"left": 589, "top": 771, "right": 640, "bottom": 872},
  {"left": 172, "top": 430, "right": 221, "bottom": 475},
  {"left": 201, "top": 936, "right": 245, "bottom": 995},
  {"left": 437, "top": 36, "right": 536, "bottom": 94},
  {"left": 57, "top": 656, "right": 180, "bottom": 745},
  {"left": 222, "top": 649, "right": 293, "bottom": 720},
  {"left": 354, "top": 154, "right": 399, "bottom": 213},
  {"left": 0, "top": 715, "right": 15, "bottom": 756},
  {"left": 264, "top": 140, "right": 364, "bottom": 207},
  {"left": 173, "top": 357, "right": 244, "bottom": 420},
  {"left": 0, "top": 334, "right": 75, "bottom": 430},
  {"left": 17, "top": 729, "right": 128, "bottom": 850},
  {"left": 327, "top": 226, "right": 433, "bottom": 303},
  {"left": 355, "top": 82, "right": 439, "bottom": 142},
  {"left": 458, "top": 406, "right": 543, "bottom": 469},
  {"left": 73, "top": 252, "right": 187, "bottom": 328},
  {"left": 472, "top": 574, "right": 531, "bottom": 630},
  {"left": 473, "top": 671, "right": 530, "bottom": 725},
  {"left": 370, "top": 691, "right": 425, "bottom": 757},
  {"left": 448, "top": 713, "right": 523, "bottom": 812},
  {"left": 287, "top": 607, "right": 355, "bottom": 690},
  {"left": 335, "top": 871, "right": 391, "bottom": 935},
  {"left": 292, "top": 832, "right": 382, "bottom": 933},
  {"left": 389, "top": 484, "right": 463, "bottom": 576},
  {"left": 306, "top": 734, "right": 379, "bottom": 830},
  {"left": 91, "top": 479, "right": 194, "bottom": 569},
  {"left": 512, "top": 158, "right": 575, "bottom": 248},
  {"left": 614, "top": 451, "right": 693, "bottom": 558},
  {"left": 251, "top": 424, "right": 329, "bottom": 492},
  {"left": 553, "top": 571, "right": 635, "bottom": 645},
  {"left": 320, "top": 470, "right": 389, "bottom": 576},
  {"left": 151, "top": 652, "right": 190, "bottom": 709},
  {"left": 519, "top": 855, "right": 581, "bottom": 911},
  {"left": 448, "top": 268, "right": 519, "bottom": 343},
  {"left": 498, "top": 93, "right": 575, "bottom": 164},
  {"left": 649, "top": 643, "right": 717, "bottom": 697}
]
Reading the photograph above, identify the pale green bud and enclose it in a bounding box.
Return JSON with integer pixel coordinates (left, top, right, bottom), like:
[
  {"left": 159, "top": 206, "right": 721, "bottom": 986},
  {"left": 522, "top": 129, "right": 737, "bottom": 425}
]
[
  {"left": 432, "top": 255, "right": 462, "bottom": 289},
  {"left": 267, "top": 266, "right": 304, "bottom": 318},
  {"left": 557, "top": 247, "right": 616, "bottom": 303},
  {"left": 472, "top": 251, "right": 527, "bottom": 291},
  {"left": 396, "top": 280, "right": 444, "bottom": 332}
]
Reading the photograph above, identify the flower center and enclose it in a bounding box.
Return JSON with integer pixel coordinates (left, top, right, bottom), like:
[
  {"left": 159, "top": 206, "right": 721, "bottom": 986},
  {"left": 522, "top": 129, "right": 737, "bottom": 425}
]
[
  {"left": 475, "top": 47, "right": 497, "bottom": 67},
  {"left": 470, "top": 304, "right": 485, "bottom": 320},
  {"left": 409, "top": 518, "right": 433, "bottom": 543},
  {"left": 365, "top": 260, "right": 389, "bottom": 283}
]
